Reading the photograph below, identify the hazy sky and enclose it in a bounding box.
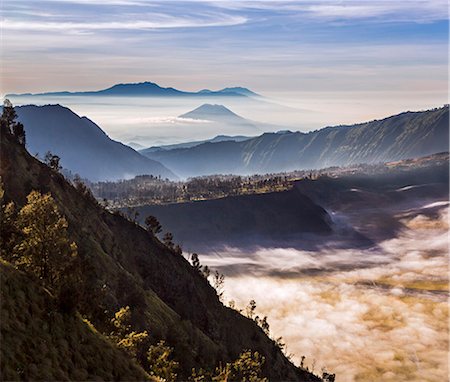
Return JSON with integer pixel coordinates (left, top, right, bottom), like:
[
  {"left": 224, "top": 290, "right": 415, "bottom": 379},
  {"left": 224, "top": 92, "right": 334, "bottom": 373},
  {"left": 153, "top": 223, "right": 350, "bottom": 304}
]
[{"left": 1, "top": 0, "right": 448, "bottom": 124}]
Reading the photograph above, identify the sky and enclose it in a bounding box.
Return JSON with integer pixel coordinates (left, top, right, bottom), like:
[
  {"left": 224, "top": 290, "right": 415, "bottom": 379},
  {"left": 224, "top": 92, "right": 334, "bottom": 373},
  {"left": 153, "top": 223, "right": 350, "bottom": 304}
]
[{"left": 0, "top": 0, "right": 449, "bottom": 134}]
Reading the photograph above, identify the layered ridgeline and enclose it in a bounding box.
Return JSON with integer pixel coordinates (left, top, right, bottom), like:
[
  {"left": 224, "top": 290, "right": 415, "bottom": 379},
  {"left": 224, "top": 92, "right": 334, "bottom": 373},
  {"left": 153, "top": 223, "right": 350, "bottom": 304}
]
[
  {"left": 142, "top": 106, "right": 449, "bottom": 178},
  {"left": 14, "top": 105, "right": 176, "bottom": 181},
  {"left": 141, "top": 134, "right": 252, "bottom": 154},
  {"left": 0, "top": 111, "right": 322, "bottom": 380},
  {"left": 7, "top": 82, "right": 261, "bottom": 98}
]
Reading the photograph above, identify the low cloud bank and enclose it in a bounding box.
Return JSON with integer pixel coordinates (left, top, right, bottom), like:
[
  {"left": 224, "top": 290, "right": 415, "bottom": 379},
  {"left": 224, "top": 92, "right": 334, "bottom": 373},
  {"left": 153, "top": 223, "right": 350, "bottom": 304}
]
[{"left": 201, "top": 205, "right": 449, "bottom": 382}]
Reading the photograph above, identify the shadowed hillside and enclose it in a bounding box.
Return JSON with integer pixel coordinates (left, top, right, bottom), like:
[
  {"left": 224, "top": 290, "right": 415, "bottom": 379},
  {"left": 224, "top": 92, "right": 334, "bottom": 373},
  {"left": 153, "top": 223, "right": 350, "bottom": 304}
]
[
  {"left": 131, "top": 188, "right": 332, "bottom": 251},
  {"left": 14, "top": 104, "right": 176, "bottom": 181},
  {"left": 0, "top": 112, "right": 322, "bottom": 381}
]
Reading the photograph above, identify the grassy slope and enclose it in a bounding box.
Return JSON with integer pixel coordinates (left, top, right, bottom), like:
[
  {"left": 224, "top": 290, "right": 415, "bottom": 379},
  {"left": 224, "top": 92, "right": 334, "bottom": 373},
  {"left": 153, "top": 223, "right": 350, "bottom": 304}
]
[
  {"left": 0, "top": 261, "right": 151, "bottom": 381},
  {"left": 0, "top": 132, "right": 320, "bottom": 381}
]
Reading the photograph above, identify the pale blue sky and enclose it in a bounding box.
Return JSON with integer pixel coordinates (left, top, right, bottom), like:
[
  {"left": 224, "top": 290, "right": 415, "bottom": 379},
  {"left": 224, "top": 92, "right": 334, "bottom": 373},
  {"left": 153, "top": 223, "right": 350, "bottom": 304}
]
[{"left": 1, "top": 0, "right": 448, "bottom": 125}]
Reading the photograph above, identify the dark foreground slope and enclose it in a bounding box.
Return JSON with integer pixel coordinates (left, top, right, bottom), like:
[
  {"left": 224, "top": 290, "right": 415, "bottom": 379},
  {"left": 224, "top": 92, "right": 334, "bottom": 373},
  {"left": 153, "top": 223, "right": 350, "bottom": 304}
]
[
  {"left": 0, "top": 128, "right": 320, "bottom": 380},
  {"left": 132, "top": 188, "right": 332, "bottom": 250},
  {"left": 15, "top": 105, "right": 176, "bottom": 181},
  {"left": 144, "top": 106, "right": 449, "bottom": 178},
  {"left": 0, "top": 262, "right": 151, "bottom": 381}
]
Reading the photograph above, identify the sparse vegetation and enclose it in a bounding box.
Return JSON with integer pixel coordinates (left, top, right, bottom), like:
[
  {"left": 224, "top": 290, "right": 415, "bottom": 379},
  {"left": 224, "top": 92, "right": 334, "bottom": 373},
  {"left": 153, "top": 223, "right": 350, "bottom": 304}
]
[
  {"left": 91, "top": 173, "right": 297, "bottom": 208},
  {"left": 190, "top": 350, "right": 267, "bottom": 382}
]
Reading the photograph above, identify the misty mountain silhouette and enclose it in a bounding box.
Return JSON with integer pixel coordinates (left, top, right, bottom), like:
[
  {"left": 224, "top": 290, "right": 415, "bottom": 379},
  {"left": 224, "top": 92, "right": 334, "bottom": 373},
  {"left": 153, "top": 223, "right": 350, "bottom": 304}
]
[{"left": 7, "top": 82, "right": 259, "bottom": 98}]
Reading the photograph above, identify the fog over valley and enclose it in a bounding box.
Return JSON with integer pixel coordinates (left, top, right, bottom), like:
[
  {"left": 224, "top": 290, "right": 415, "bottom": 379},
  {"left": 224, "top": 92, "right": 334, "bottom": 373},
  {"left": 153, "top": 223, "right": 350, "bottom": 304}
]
[{"left": 200, "top": 202, "right": 449, "bottom": 382}]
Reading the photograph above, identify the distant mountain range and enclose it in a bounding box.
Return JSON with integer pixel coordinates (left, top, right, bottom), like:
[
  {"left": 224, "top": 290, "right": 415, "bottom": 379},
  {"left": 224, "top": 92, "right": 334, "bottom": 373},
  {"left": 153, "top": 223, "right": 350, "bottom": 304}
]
[
  {"left": 142, "top": 106, "right": 449, "bottom": 178},
  {"left": 15, "top": 105, "right": 176, "bottom": 181},
  {"left": 6, "top": 82, "right": 261, "bottom": 98},
  {"left": 12, "top": 102, "right": 449, "bottom": 181}
]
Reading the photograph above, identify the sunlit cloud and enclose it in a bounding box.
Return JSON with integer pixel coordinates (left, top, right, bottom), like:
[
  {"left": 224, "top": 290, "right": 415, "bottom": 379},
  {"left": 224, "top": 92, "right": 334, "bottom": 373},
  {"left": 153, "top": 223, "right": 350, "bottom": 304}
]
[{"left": 201, "top": 206, "right": 449, "bottom": 381}]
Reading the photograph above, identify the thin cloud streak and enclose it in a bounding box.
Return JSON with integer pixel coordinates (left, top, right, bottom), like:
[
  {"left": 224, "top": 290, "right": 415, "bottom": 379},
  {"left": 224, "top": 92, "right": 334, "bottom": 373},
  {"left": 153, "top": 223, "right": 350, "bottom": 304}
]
[
  {"left": 209, "top": 0, "right": 448, "bottom": 23},
  {"left": 2, "top": 15, "right": 247, "bottom": 32}
]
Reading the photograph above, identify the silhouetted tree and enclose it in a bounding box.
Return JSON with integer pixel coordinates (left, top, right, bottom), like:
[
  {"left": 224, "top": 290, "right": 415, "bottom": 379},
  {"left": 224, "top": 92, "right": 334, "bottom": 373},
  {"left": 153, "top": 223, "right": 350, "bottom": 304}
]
[
  {"left": 255, "top": 315, "right": 270, "bottom": 335},
  {"left": 44, "top": 151, "right": 62, "bottom": 172},
  {"left": 173, "top": 244, "right": 182, "bottom": 256},
  {"left": 163, "top": 232, "right": 174, "bottom": 249},
  {"left": 212, "top": 270, "right": 225, "bottom": 301},
  {"left": 322, "top": 371, "right": 336, "bottom": 382},
  {"left": 190, "top": 253, "right": 201, "bottom": 271},
  {"left": 202, "top": 265, "right": 210, "bottom": 279},
  {"left": 145, "top": 215, "right": 162, "bottom": 235},
  {"left": 274, "top": 337, "right": 285, "bottom": 352},
  {"left": 1, "top": 99, "right": 26, "bottom": 146},
  {"left": 246, "top": 300, "right": 257, "bottom": 319}
]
